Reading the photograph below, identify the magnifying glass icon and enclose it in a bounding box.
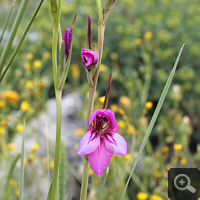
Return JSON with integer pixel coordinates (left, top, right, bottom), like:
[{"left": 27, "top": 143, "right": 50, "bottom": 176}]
[{"left": 174, "top": 174, "right": 196, "bottom": 193}]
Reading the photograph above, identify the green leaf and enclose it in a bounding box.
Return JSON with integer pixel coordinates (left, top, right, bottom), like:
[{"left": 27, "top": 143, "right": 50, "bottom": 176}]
[
  {"left": 19, "top": 121, "right": 25, "bottom": 200},
  {"left": 47, "top": 0, "right": 57, "bottom": 27},
  {"left": 120, "top": 44, "right": 185, "bottom": 200},
  {"left": 58, "top": 41, "right": 65, "bottom": 80},
  {"left": 0, "top": 0, "right": 44, "bottom": 83}
]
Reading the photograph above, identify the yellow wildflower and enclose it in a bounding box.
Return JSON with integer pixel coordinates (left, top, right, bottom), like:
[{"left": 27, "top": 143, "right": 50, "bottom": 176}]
[
  {"left": 20, "top": 101, "right": 30, "bottom": 112},
  {"left": 144, "top": 31, "right": 153, "bottom": 40},
  {"left": 16, "top": 124, "right": 24, "bottom": 132},
  {"left": 14, "top": 189, "right": 20, "bottom": 197},
  {"left": 8, "top": 143, "right": 16, "bottom": 150},
  {"left": 39, "top": 80, "right": 45, "bottom": 90},
  {"left": 99, "top": 96, "right": 105, "bottom": 104},
  {"left": 75, "top": 128, "right": 85, "bottom": 136},
  {"left": 0, "top": 91, "right": 19, "bottom": 104},
  {"left": 135, "top": 38, "right": 142, "bottom": 46},
  {"left": 137, "top": 192, "right": 148, "bottom": 200},
  {"left": 24, "top": 63, "right": 31, "bottom": 71},
  {"left": 50, "top": 161, "right": 54, "bottom": 169},
  {"left": 155, "top": 171, "right": 162, "bottom": 178},
  {"left": 151, "top": 194, "right": 163, "bottom": 200},
  {"left": 100, "top": 64, "right": 107, "bottom": 72},
  {"left": 9, "top": 179, "right": 15, "bottom": 187},
  {"left": 145, "top": 101, "right": 153, "bottom": 110},
  {"left": 71, "top": 64, "right": 80, "bottom": 78},
  {"left": 110, "top": 52, "right": 118, "bottom": 60},
  {"left": 0, "top": 100, "right": 6, "bottom": 108},
  {"left": 24, "top": 158, "right": 28, "bottom": 166},
  {"left": 0, "top": 126, "right": 6, "bottom": 136},
  {"left": 32, "top": 143, "right": 40, "bottom": 151},
  {"left": 110, "top": 104, "right": 118, "bottom": 113},
  {"left": 0, "top": 119, "right": 8, "bottom": 127},
  {"left": 124, "top": 154, "right": 133, "bottom": 163},
  {"left": 174, "top": 144, "right": 182, "bottom": 152},
  {"left": 119, "top": 96, "right": 131, "bottom": 109},
  {"left": 33, "top": 90, "right": 39, "bottom": 97},
  {"left": 118, "top": 120, "right": 126, "bottom": 129},
  {"left": 162, "top": 146, "right": 169, "bottom": 155},
  {"left": 28, "top": 153, "right": 35, "bottom": 161},
  {"left": 94, "top": 179, "right": 101, "bottom": 186},
  {"left": 7, "top": 115, "right": 12, "bottom": 120},
  {"left": 26, "top": 53, "right": 33, "bottom": 59},
  {"left": 118, "top": 108, "right": 125, "bottom": 115},
  {"left": 180, "top": 158, "right": 187, "bottom": 166},
  {"left": 43, "top": 52, "right": 51, "bottom": 60},
  {"left": 33, "top": 60, "right": 42, "bottom": 69},
  {"left": 127, "top": 126, "right": 135, "bottom": 134},
  {"left": 25, "top": 81, "right": 33, "bottom": 89},
  {"left": 89, "top": 168, "right": 94, "bottom": 176}
]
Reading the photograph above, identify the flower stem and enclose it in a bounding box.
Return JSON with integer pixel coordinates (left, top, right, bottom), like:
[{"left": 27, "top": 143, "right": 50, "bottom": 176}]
[{"left": 80, "top": 1, "right": 105, "bottom": 199}]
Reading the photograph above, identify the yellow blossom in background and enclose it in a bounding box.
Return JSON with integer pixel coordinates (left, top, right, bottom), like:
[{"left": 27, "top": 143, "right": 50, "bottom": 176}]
[
  {"left": 144, "top": 31, "right": 153, "bottom": 40},
  {"left": 110, "top": 104, "right": 118, "bottom": 113},
  {"left": 7, "top": 115, "right": 12, "bottom": 120},
  {"left": 0, "top": 100, "right": 6, "bottom": 108},
  {"left": 50, "top": 161, "right": 54, "bottom": 169},
  {"left": 25, "top": 81, "right": 33, "bottom": 89},
  {"left": 118, "top": 120, "right": 126, "bottom": 129},
  {"left": 118, "top": 108, "right": 125, "bottom": 115},
  {"left": 124, "top": 154, "right": 133, "bottom": 163},
  {"left": 155, "top": 171, "right": 162, "bottom": 178},
  {"left": 8, "top": 143, "right": 16, "bottom": 150},
  {"left": 151, "top": 194, "right": 163, "bottom": 200},
  {"left": 0, "top": 119, "right": 8, "bottom": 127},
  {"left": 89, "top": 168, "right": 94, "bottom": 176},
  {"left": 9, "top": 179, "right": 15, "bottom": 187},
  {"left": 100, "top": 64, "right": 107, "bottom": 72},
  {"left": 94, "top": 179, "right": 101, "bottom": 186},
  {"left": 32, "top": 143, "right": 40, "bottom": 151},
  {"left": 180, "top": 158, "right": 187, "bottom": 166},
  {"left": 39, "top": 80, "right": 45, "bottom": 90},
  {"left": 0, "top": 126, "right": 6, "bottom": 136},
  {"left": 135, "top": 38, "right": 142, "bottom": 46},
  {"left": 26, "top": 53, "right": 33, "bottom": 60},
  {"left": 43, "top": 51, "right": 51, "bottom": 60},
  {"left": 127, "top": 126, "right": 135, "bottom": 134},
  {"left": 99, "top": 96, "right": 105, "bottom": 104},
  {"left": 119, "top": 96, "right": 131, "bottom": 109},
  {"left": 137, "top": 192, "right": 148, "bottom": 200},
  {"left": 28, "top": 153, "right": 35, "bottom": 161},
  {"left": 20, "top": 101, "right": 30, "bottom": 112},
  {"left": 110, "top": 52, "right": 118, "bottom": 60},
  {"left": 33, "top": 60, "right": 42, "bottom": 69},
  {"left": 71, "top": 64, "right": 80, "bottom": 78},
  {"left": 14, "top": 189, "right": 20, "bottom": 197},
  {"left": 33, "top": 90, "right": 39, "bottom": 97},
  {"left": 24, "top": 158, "right": 28, "bottom": 165},
  {"left": 0, "top": 91, "right": 19, "bottom": 104},
  {"left": 162, "top": 146, "right": 169, "bottom": 155},
  {"left": 145, "top": 101, "right": 153, "bottom": 109},
  {"left": 75, "top": 128, "right": 85, "bottom": 136},
  {"left": 174, "top": 144, "right": 182, "bottom": 151},
  {"left": 24, "top": 63, "right": 31, "bottom": 71},
  {"left": 16, "top": 124, "right": 24, "bottom": 132}
]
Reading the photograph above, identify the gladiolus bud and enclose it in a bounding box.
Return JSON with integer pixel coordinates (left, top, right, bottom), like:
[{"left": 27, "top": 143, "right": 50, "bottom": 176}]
[
  {"left": 63, "top": 28, "right": 72, "bottom": 60},
  {"left": 81, "top": 48, "right": 98, "bottom": 68}
]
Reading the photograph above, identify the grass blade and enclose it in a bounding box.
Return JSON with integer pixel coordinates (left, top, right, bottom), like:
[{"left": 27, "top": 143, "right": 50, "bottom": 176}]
[
  {"left": 19, "top": 120, "right": 25, "bottom": 200},
  {"left": 0, "top": 0, "right": 44, "bottom": 83},
  {"left": 120, "top": 44, "right": 185, "bottom": 200},
  {"left": 0, "top": 0, "right": 16, "bottom": 45}
]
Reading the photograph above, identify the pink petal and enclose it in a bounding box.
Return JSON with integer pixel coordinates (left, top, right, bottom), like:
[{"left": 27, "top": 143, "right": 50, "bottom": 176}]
[
  {"left": 88, "top": 139, "right": 113, "bottom": 177},
  {"left": 77, "top": 131, "right": 100, "bottom": 155},
  {"left": 104, "top": 133, "right": 127, "bottom": 155}
]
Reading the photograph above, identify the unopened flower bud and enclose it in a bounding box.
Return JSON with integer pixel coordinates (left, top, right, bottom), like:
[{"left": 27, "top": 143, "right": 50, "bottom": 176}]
[{"left": 63, "top": 28, "right": 72, "bottom": 60}]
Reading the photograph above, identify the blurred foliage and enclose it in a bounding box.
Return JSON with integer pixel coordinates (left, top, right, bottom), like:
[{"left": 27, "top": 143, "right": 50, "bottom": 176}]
[{"left": 1, "top": 0, "right": 200, "bottom": 199}]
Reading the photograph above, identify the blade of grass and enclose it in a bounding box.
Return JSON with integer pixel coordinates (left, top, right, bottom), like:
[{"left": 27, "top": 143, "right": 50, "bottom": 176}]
[
  {"left": 19, "top": 120, "right": 25, "bottom": 200},
  {"left": 0, "top": 0, "right": 29, "bottom": 75},
  {"left": 0, "top": 0, "right": 16, "bottom": 45},
  {"left": 120, "top": 44, "right": 185, "bottom": 200},
  {"left": 0, "top": 0, "right": 44, "bottom": 83}
]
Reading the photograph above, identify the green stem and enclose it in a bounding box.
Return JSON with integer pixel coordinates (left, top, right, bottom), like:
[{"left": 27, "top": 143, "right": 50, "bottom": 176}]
[
  {"left": 0, "top": 0, "right": 29, "bottom": 75},
  {"left": 51, "top": 89, "right": 62, "bottom": 200}
]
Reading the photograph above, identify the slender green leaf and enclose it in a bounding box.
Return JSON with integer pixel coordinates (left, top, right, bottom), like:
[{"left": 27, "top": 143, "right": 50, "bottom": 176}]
[
  {"left": 47, "top": 182, "right": 53, "bottom": 200},
  {"left": 0, "top": 0, "right": 29, "bottom": 75},
  {"left": 120, "top": 44, "right": 185, "bottom": 200},
  {"left": 0, "top": 0, "right": 16, "bottom": 45},
  {"left": 47, "top": 0, "right": 57, "bottom": 27},
  {"left": 3, "top": 153, "right": 20, "bottom": 199},
  {"left": 19, "top": 121, "right": 25, "bottom": 200},
  {"left": 0, "top": 0, "right": 44, "bottom": 83}
]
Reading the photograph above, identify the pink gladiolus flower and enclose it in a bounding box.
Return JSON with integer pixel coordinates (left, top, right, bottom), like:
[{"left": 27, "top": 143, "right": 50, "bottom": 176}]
[
  {"left": 81, "top": 48, "right": 98, "bottom": 68},
  {"left": 77, "top": 109, "right": 127, "bottom": 176},
  {"left": 63, "top": 28, "right": 72, "bottom": 60}
]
